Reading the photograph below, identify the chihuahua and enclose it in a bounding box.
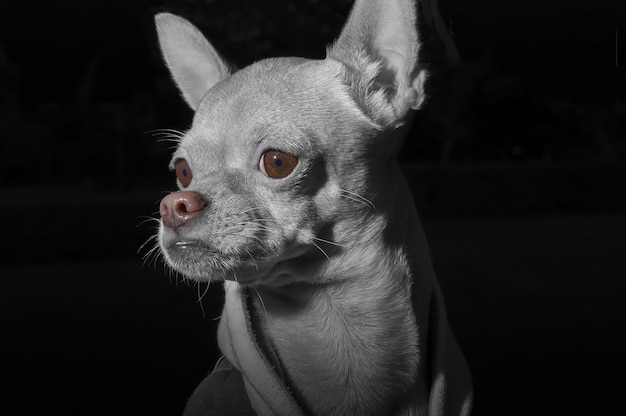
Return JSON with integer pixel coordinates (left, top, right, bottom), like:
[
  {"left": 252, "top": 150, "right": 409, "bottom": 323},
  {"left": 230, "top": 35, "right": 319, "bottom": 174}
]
[{"left": 154, "top": 0, "right": 472, "bottom": 415}]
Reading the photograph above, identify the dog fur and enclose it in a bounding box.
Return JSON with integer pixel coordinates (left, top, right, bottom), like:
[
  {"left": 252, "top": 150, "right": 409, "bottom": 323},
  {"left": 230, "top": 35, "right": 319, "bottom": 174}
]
[{"left": 154, "top": 1, "right": 472, "bottom": 415}]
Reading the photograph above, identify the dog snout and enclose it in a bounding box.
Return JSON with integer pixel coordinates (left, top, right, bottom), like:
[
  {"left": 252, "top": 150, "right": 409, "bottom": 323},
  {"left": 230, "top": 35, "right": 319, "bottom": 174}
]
[{"left": 160, "top": 191, "right": 207, "bottom": 230}]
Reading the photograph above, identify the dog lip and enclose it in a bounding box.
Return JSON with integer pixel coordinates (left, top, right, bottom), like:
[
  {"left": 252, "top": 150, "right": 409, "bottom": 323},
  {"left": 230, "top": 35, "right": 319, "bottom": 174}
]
[
  {"left": 175, "top": 240, "right": 199, "bottom": 246},
  {"left": 170, "top": 240, "right": 205, "bottom": 250}
]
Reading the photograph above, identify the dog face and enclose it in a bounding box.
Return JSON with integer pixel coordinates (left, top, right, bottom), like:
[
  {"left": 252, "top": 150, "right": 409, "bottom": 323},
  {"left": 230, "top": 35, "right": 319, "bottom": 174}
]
[
  {"left": 158, "top": 55, "right": 394, "bottom": 286},
  {"left": 154, "top": 0, "right": 427, "bottom": 287}
]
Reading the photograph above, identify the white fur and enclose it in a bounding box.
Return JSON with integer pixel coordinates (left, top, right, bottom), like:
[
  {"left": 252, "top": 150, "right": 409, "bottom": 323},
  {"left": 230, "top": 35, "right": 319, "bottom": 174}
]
[
  {"left": 154, "top": 1, "right": 472, "bottom": 415},
  {"left": 155, "top": 13, "right": 230, "bottom": 109}
]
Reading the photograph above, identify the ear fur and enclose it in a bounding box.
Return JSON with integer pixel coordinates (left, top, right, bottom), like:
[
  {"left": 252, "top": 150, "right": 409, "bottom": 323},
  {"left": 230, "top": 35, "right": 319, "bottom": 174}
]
[
  {"left": 155, "top": 13, "right": 231, "bottom": 110},
  {"left": 327, "top": 0, "right": 427, "bottom": 126}
]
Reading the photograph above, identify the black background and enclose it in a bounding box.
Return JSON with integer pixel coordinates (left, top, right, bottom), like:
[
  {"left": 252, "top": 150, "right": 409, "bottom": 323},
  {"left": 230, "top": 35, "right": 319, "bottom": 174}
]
[{"left": 1, "top": 0, "right": 625, "bottom": 414}]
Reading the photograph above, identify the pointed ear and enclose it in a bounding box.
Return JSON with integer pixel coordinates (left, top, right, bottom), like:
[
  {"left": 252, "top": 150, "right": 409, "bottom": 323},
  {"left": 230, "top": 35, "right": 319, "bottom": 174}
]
[
  {"left": 327, "top": 0, "right": 427, "bottom": 126},
  {"left": 155, "top": 13, "right": 231, "bottom": 110}
]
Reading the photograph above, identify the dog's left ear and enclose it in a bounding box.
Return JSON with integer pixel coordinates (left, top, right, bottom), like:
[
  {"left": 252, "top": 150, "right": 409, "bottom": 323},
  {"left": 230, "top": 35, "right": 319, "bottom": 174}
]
[{"left": 328, "top": 0, "right": 427, "bottom": 126}]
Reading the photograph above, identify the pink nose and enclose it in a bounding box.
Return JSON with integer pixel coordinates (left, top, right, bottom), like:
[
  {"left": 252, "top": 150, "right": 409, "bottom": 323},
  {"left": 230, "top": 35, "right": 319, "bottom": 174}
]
[{"left": 160, "top": 191, "right": 207, "bottom": 230}]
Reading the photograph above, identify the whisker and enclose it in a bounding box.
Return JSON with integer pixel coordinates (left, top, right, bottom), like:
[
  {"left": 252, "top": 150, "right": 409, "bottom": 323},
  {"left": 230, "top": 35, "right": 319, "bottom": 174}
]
[
  {"left": 196, "top": 283, "right": 206, "bottom": 318},
  {"left": 137, "top": 234, "right": 158, "bottom": 255},
  {"left": 237, "top": 221, "right": 273, "bottom": 234},
  {"left": 243, "top": 248, "right": 259, "bottom": 277},
  {"left": 340, "top": 194, "right": 373, "bottom": 209},
  {"left": 339, "top": 188, "right": 376, "bottom": 209},
  {"left": 141, "top": 243, "right": 162, "bottom": 268},
  {"left": 252, "top": 286, "right": 271, "bottom": 327},
  {"left": 249, "top": 218, "right": 279, "bottom": 225},
  {"left": 198, "top": 279, "right": 211, "bottom": 303},
  {"left": 196, "top": 280, "right": 211, "bottom": 318},
  {"left": 156, "top": 137, "right": 182, "bottom": 144},
  {"left": 147, "top": 128, "right": 186, "bottom": 141},
  {"left": 311, "top": 240, "right": 330, "bottom": 261},
  {"left": 312, "top": 236, "right": 347, "bottom": 248},
  {"left": 151, "top": 248, "right": 163, "bottom": 268},
  {"left": 238, "top": 206, "right": 266, "bottom": 216},
  {"left": 163, "top": 262, "right": 172, "bottom": 285},
  {"left": 242, "top": 219, "right": 345, "bottom": 254},
  {"left": 147, "top": 127, "right": 185, "bottom": 134},
  {"left": 136, "top": 215, "right": 161, "bottom": 228},
  {"left": 175, "top": 269, "right": 184, "bottom": 289}
]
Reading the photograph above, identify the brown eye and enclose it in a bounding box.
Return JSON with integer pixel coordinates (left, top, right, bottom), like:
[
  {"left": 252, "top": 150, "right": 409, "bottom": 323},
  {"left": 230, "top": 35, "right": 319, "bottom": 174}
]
[
  {"left": 260, "top": 150, "right": 298, "bottom": 178},
  {"left": 175, "top": 159, "right": 193, "bottom": 187}
]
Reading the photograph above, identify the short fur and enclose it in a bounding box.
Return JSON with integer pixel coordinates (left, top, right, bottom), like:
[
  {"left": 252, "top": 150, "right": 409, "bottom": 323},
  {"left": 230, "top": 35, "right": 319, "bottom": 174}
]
[{"left": 154, "top": 1, "right": 472, "bottom": 415}]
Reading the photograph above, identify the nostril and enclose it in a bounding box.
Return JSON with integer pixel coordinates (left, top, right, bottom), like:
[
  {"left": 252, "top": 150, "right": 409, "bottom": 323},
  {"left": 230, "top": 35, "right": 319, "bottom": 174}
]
[
  {"left": 178, "top": 192, "right": 207, "bottom": 214},
  {"left": 174, "top": 200, "right": 189, "bottom": 215}
]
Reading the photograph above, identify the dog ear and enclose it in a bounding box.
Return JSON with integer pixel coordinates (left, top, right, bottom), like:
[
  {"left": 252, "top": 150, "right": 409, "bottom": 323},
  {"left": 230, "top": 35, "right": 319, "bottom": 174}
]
[
  {"left": 155, "top": 13, "right": 231, "bottom": 110},
  {"left": 327, "top": 0, "right": 427, "bottom": 126}
]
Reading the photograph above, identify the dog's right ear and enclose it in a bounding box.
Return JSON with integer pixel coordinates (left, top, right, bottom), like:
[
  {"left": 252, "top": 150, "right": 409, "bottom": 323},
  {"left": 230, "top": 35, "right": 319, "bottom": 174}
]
[{"left": 155, "top": 13, "right": 230, "bottom": 110}]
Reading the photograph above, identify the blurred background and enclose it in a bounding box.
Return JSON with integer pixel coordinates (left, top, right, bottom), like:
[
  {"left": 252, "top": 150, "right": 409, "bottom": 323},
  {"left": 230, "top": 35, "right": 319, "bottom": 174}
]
[{"left": 0, "top": 0, "right": 624, "bottom": 414}]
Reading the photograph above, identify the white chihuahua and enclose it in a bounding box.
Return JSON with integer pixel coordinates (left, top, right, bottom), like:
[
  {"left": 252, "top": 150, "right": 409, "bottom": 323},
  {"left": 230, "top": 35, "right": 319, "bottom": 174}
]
[{"left": 154, "top": 0, "right": 472, "bottom": 415}]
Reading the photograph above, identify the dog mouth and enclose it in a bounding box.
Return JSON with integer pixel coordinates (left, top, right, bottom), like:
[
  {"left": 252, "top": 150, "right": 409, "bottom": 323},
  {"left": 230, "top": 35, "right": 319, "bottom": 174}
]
[
  {"left": 170, "top": 240, "right": 206, "bottom": 251},
  {"left": 165, "top": 238, "right": 225, "bottom": 261},
  {"left": 162, "top": 238, "right": 269, "bottom": 284},
  {"left": 164, "top": 239, "right": 218, "bottom": 258}
]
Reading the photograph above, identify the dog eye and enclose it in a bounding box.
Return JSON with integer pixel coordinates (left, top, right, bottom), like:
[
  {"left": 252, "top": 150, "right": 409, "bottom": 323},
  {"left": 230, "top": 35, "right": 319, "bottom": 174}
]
[
  {"left": 260, "top": 150, "right": 298, "bottom": 179},
  {"left": 175, "top": 159, "right": 193, "bottom": 187}
]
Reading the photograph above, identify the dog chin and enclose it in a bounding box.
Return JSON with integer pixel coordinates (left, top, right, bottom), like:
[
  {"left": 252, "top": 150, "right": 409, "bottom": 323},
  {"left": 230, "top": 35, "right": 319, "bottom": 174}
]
[
  {"left": 159, "top": 229, "right": 323, "bottom": 286},
  {"left": 160, "top": 240, "right": 271, "bottom": 285}
]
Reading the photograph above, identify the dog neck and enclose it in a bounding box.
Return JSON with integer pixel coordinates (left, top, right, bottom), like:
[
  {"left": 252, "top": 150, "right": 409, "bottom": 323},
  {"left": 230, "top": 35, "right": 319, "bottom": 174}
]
[{"left": 249, "top": 173, "right": 435, "bottom": 415}]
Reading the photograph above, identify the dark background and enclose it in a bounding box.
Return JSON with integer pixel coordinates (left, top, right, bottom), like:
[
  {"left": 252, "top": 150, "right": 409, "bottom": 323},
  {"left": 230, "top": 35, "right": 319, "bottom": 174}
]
[{"left": 1, "top": 0, "right": 624, "bottom": 414}]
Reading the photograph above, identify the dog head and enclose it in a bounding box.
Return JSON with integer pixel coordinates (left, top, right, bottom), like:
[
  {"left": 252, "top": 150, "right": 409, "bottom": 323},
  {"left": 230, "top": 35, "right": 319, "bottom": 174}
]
[{"left": 155, "top": 0, "right": 427, "bottom": 287}]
